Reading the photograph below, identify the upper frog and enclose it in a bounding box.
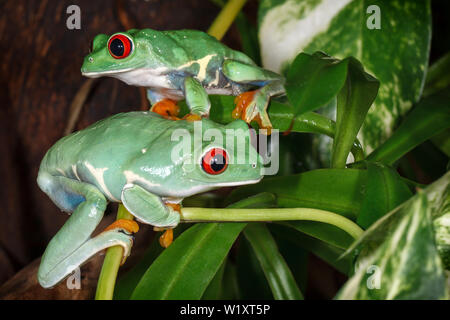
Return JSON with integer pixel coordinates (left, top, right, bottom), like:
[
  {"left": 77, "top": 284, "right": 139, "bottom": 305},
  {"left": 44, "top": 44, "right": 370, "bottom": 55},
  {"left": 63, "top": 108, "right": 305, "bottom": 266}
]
[
  {"left": 36, "top": 112, "right": 263, "bottom": 288},
  {"left": 81, "top": 29, "right": 285, "bottom": 130}
]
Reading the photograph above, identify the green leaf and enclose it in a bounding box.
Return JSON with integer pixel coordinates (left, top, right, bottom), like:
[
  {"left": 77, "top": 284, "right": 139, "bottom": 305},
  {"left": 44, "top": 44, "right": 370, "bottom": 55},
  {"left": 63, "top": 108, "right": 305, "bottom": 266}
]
[
  {"left": 434, "top": 210, "right": 450, "bottom": 271},
  {"left": 221, "top": 259, "right": 241, "bottom": 300},
  {"left": 272, "top": 234, "right": 309, "bottom": 293},
  {"left": 130, "top": 193, "right": 274, "bottom": 299},
  {"left": 332, "top": 57, "right": 379, "bottom": 168},
  {"left": 280, "top": 221, "right": 354, "bottom": 250},
  {"left": 357, "top": 162, "right": 412, "bottom": 229},
  {"left": 259, "top": 0, "right": 432, "bottom": 151},
  {"left": 285, "top": 52, "right": 348, "bottom": 115},
  {"left": 337, "top": 173, "right": 450, "bottom": 299},
  {"left": 113, "top": 225, "right": 190, "bottom": 300},
  {"left": 284, "top": 51, "right": 379, "bottom": 167},
  {"left": 366, "top": 90, "right": 450, "bottom": 165},
  {"left": 236, "top": 235, "right": 273, "bottom": 299},
  {"left": 430, "top": 173, "right": 450, "bottom": 270},
  {"left": 269, "top": 224, "right": 352, "bottom": 275},
  {"left": 243, "top": 223, "right": 304, "bottom": 299},
  {"left": 431, "top": 129, "right": 450, "bottom": 158},
  {"left": 228, "top": 168, "right": 368, "bottom": 220},
  {"left": 424, "top": 52, "right": 450, "bottom": 97},
  {"left": 201, "top": 259, "right": 227, "bottom": 300},
  {"left": 130, "top": 222, "right": 245, "bottom": 300}
]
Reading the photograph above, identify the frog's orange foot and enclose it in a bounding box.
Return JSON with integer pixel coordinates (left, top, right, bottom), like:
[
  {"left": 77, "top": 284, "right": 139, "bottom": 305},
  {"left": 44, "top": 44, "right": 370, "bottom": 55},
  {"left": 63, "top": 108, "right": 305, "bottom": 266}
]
[
  {"left": 182, "top": 113, "right": 203, "bottom": 122},
  {"left": 153, "top": 203, "right": 181, "bottom": 248},
  {"left": 233, "top": 91, "right": 256, "bottom": 120},
  {"left": 151, "top": 99, "right": 181, "bottom": 120},
  {"left": 233, "top": 91, "right": 272, "bottom": 135},
  {"left": 104, "top": 219, "right": 139, "bottom": 234},
  {"left": 159, "top": 229, "right": 174, "bottom": 248}
]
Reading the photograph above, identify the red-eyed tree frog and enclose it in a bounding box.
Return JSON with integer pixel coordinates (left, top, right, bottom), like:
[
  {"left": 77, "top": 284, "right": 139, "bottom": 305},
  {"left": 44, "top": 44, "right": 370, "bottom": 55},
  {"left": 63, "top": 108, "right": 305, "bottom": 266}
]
[
  {"left": 81, "top": 29, "right": 285, "bottom": 130},
  {"left": 37, "top": 112, "right": 263, "bottom": 288}
]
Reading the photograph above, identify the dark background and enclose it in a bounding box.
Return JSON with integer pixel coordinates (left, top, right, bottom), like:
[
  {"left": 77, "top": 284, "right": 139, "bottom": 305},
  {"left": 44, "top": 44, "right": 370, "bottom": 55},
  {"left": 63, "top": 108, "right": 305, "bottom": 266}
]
[{"left": 0, "top": 0, "right": 448, "bottom": 299}]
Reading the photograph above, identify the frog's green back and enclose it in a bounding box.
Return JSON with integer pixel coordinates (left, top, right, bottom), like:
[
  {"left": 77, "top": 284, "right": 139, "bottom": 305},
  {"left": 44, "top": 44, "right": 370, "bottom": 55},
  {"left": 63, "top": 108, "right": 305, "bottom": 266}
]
[
  {"left": 160, "top": 29, "right": 255, "bottom": 66},
  {"left": 39, "top": 112, "right": 180, "bottom": 177}
]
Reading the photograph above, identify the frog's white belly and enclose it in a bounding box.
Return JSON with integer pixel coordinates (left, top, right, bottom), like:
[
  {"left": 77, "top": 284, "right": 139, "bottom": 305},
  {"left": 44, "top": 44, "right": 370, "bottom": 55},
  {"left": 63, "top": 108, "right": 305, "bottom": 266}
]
[
  {"left": 83, "top": 68, "right": 234, "bottom": 98},
  {"left": 112, "top": 67, "right": 173, "bottom": 88}
]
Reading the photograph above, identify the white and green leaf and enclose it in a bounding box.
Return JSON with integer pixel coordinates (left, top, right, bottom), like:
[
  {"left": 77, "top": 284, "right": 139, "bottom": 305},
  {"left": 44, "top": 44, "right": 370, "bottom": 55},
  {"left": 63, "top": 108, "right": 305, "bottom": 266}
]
[
  {"left": 336, "top": 172, "right": 450, "bottom": 299},
  {"left": 258, "top": 0, "right": 431, "bottom": 151}
]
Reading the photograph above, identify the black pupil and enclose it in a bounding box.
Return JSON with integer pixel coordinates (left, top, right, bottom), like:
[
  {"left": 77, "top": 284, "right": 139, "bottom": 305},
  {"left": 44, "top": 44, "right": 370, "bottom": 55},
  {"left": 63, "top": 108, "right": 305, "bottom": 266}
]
[
  {"left": 210, "top": 154, "right": 226, "bottom": 172},
  {"left": 110, "top": 38, "right": 125, "bottom": 56}
]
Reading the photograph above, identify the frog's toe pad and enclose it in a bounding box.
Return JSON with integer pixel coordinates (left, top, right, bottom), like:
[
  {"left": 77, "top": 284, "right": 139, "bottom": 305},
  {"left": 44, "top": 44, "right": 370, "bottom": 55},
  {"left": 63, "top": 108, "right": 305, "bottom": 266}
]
[
  {"left": 151, "top": 99, "right": 180, "bottom": 120},
  {"left": 233, "top": 91, "right": 273, "bottom": 133},
  {"left": 158, "top": 229, "right": 174, "bottom": 248},
  {"left": 182, "top": 113, "right": 203, "bottom": 122},
  {"left": 103, "top": 219, "right": 139, "bottom": 234}
]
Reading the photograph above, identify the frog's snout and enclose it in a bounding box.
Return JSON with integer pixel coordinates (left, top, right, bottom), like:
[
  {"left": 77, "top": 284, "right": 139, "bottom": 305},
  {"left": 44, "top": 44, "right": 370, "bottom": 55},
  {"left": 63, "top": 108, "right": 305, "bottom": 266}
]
[{"left": 81, "top": 54, "right": 98, "bottom": 76}]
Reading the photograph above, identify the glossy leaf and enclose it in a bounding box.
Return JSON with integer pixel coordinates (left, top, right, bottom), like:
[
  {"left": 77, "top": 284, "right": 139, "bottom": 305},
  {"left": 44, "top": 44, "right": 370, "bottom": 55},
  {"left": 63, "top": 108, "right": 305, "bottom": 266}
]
[
  {"left": 113, "top": 225, "right": 189, "bottom": 300},
  {"left": 130, "top": 194, "right": 275, "bottom": 299},
  {"left": 332, "top": 57, "right": 379, "bottom": 168},
  {"left": 243, "top": 223, "right": 304, "bottom": 299},
  {"left": 366, "top": 90, "right": 450, "bottom": 165},
  {"left": 357, "top": 162, "right": 412, "bottom": 229},
  {"left": 280, "top": 221, "right": 354, "bottom": 250},
  {"left": 430, "top": 173, "right": 450, "bottom": 270},
  {"left": 220, "top": 259, "right": 241, "bottom": 300},
  {"left": 228, "top": 168, "right": 368, "bottom": 220},
  {"left": 285, "top": 52, "right": 348, "bottom": 115},
  {"left": 269, "top": 224, "right": 351, "bottom": 275},
  {"left": 424, "top": 52, "right": 450, "bottom": 97},
  {"left": 337, "top": 173, "right": 450, "bottom": 299},
  {"left": 259, "top": 0, "right": 432, "bottom": 151},
  {"left": 130, "top": 222, "right": 245, "bottom": 300},
  {"left": 236, "top": 235, "right": 273, "bottom": 299},
  {"left": 201, "top": 259, "right": 226, "bottom": 300},
  {"left": 284, "top": 51, "right": 379, "bottom": 167},
  {"left": 272, "top": 234, "right": 309, "bottom": 293}
]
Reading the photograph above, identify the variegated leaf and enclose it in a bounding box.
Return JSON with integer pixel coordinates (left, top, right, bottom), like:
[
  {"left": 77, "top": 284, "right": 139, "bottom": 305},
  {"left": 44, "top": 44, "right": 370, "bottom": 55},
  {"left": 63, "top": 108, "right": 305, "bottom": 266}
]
[
  {"left": 336, "top": 172, "right": 450, "bottom": 299},
  {"left": 258, "top": 0, "right": 431, "bottom": 151}
]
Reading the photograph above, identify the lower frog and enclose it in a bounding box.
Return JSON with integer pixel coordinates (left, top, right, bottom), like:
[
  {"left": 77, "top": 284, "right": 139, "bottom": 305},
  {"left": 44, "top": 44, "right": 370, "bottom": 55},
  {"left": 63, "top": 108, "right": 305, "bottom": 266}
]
[
  {"left": 37, "top": 111, "right": 263, "bottom": 288},
  {"left": 81, "top": 29, "right": 285, "bottom": 129}
]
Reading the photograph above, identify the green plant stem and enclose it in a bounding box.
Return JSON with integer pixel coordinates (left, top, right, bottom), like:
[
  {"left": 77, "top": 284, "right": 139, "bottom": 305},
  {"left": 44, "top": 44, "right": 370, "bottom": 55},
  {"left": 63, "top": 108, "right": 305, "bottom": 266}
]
[
  {"left": 208, "top": 0, "right": 247, "bottom": 39},
  {"left": 180, "top": 207, "right": 364, "bottom": 240},
  {"left": 95, "top": 204, "right": 134, "bottom": 300}
]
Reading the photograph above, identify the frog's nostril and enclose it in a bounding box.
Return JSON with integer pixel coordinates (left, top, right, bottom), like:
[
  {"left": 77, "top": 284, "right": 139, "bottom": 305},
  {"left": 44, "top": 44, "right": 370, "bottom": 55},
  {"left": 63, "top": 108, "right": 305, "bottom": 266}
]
[{"left": 88, "top": 57, "right": 94, "bottom": 63}]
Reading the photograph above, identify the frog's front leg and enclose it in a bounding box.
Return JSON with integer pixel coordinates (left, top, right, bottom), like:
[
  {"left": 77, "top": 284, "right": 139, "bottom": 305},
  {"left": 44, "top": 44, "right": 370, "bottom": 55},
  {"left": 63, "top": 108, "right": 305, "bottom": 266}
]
[
  {"left": 121, "top": 184, "right": 180, "bottom": 228},
  {"left": 222, "top": 60, "right": 285, "bottom": 131},
  {"left": 182, "top": 77, "right": 210, "bottom": 121},
  {"left": 121, "top": 184, "right": 181, "bottom": 247},
  {"left": 37, "top": 173, "right": 136, "bottom": 288}
]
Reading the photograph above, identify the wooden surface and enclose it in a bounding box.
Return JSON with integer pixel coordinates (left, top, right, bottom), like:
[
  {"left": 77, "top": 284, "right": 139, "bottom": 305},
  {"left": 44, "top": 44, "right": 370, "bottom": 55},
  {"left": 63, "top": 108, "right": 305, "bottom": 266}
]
[{"left": 0, "top": 0, "right": 247, "bottom": 298}]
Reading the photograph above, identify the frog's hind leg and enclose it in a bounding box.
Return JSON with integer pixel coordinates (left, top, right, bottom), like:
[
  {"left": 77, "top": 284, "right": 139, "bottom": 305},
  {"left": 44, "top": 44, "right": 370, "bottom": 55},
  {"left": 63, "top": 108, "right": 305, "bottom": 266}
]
[
  {"left": 148, "top": 90, "right": 180, "bottom": 120},
  {"left": 37, "top": 173, "right": 135, "bottom": 288},
  {"left": 222, "top": 60, "right": 285, "bottom": 131}
]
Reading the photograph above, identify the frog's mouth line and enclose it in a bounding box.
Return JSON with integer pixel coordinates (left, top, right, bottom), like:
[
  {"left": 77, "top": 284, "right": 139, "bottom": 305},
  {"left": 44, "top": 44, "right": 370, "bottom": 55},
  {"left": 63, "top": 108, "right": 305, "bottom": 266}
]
[
  {"left": 82, "top": 68, "right": 135, "bottom": 78},
  {"left": 211, "top": 177, "right": 263, "bottom": 188}
]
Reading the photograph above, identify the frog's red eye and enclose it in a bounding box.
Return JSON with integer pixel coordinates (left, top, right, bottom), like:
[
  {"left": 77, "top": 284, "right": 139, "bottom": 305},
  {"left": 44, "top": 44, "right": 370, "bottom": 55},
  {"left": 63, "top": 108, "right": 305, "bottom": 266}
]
[
  {"left": 108, "top": 34, "right": 133, "bottom": 59},
  {"left": 202, "top": 148, "right": 228, "bottom": 175}
]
